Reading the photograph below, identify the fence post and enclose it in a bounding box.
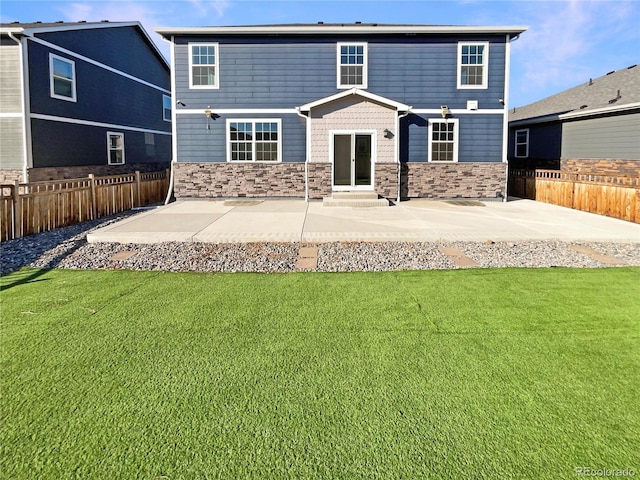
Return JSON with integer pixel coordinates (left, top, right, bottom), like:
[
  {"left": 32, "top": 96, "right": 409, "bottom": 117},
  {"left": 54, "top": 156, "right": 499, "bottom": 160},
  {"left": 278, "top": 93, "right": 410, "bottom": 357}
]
[
  {"left": 89, "top": 174, "right": 96, "bottom": 219},
  {"left": 12, "top": 180, "right": 22, "bottom": 239},
  {"left": 135, "top": 171, "right": 141, "bottom": 207}
]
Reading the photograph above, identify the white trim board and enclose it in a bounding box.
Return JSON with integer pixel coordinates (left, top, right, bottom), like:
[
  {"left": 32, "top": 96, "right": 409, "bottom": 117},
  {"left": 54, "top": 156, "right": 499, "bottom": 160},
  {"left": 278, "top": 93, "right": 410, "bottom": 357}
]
[
  {"left": 30, "top": 113, "right": 172, "bottom": 135},
  {"left": 412, "top": 109, "right": 504, "bottom": 115},
  {"left": 26, "top": 35, "right": 170, "bottom": 94},
  {"left": 176, "top": 108, "right": 298, "bottom": 115}
]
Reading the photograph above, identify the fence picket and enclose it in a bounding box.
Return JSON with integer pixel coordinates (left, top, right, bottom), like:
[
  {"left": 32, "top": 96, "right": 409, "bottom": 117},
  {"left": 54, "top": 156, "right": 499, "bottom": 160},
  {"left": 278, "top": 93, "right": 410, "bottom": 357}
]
[
  {"left": 510, "top": 169, "right": 640, "bottom": 223},
  {"left": 0, "top": 170, "right": 169, "bottom": 242}
]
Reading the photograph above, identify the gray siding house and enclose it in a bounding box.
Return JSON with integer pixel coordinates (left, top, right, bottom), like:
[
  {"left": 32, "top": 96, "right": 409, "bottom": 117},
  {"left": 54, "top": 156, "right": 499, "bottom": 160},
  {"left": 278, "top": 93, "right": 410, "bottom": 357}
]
[
  {"left": 156, "top": 23, "right": 526, "bottom": 201},
  {"left": 0, "top": 21, "right": 172, "bottom": 183},
  {"left": 508, "top": 65, "right": 640, "bottom": 175}
]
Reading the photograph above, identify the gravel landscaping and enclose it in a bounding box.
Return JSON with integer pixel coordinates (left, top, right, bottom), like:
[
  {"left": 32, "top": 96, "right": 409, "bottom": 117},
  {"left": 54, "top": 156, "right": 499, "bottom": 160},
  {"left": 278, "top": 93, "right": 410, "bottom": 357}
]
[{"left": 1, "top": 211, "right": 639, "bottom": 275}]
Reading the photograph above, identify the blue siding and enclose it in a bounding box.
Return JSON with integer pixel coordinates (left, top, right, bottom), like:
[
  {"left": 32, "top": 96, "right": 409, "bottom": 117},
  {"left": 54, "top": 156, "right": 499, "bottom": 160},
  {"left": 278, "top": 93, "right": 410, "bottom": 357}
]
[
  {"left": 28, "top": 41, "right": 171, "bottom": 133},
  {"left": 36, "top": 26, "right": 169, "bottom": 87},
  {"left": 403, "top": 114, "right": 503, "bottom": 163},
  {"left": 507, "top": 122, "right": 562, "bottom": 161},
  {"left": 31, "top": 119, "right": 171, "bottom": 168},
  {"left": 173, "top": 35, "right": 507, "bottom": 109},
  {"left": 177, "top": 113, "right": 306, "bottom": 163}
]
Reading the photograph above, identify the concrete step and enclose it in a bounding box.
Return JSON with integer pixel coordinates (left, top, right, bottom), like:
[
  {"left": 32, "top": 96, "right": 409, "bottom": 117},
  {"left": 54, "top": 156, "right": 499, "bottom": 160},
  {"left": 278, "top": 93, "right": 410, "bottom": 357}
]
[
  {"left": 330, "top": 191, "right": 380, "bottom": 200},
  {"left": 323, "top": 191, "right": 390, "bottom": 207}
]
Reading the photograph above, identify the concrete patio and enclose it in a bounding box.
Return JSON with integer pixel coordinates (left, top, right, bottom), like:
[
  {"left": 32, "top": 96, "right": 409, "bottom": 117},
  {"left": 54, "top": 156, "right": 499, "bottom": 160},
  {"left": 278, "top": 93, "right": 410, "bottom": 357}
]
[{"left": 86, "top": 198, "right": 640, "bottom": 244}]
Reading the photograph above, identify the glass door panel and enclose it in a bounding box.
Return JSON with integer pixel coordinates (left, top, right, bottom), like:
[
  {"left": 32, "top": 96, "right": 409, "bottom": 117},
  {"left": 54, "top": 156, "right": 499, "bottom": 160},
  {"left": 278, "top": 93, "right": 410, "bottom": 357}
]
[
  {"left": 333, "top": 134, "right": 352, "bottom": 186},
  {"left": 354, "top": 135, "right": 371, "bottom": 186}
]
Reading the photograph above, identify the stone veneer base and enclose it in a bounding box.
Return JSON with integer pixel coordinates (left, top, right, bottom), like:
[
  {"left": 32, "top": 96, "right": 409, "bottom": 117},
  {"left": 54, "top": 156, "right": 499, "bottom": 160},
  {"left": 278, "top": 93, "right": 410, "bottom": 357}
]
[
  {"left": 561, "top": 159, "right": 640, "bottom": 177},
  {"left": 174, "top": 162, "right": 306, "bottom": 198},
  {"left": 173, "top": 162, "right": 507, "bottom": 200},
  {"left": 0, "top": 169, "right": 24, "bottom": 184},
  {"left": 28, "top": 163, "right": 170, "bottom": 182},
  {"left": 402, "top": 162, "right": 507, "bottom": 199}
]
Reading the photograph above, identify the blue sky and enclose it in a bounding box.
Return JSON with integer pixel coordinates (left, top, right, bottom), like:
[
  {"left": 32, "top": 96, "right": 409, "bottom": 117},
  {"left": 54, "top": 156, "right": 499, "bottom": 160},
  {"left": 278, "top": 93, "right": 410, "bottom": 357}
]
[{"left": 2, "top": 0, "right": 638, "bottom": 107}]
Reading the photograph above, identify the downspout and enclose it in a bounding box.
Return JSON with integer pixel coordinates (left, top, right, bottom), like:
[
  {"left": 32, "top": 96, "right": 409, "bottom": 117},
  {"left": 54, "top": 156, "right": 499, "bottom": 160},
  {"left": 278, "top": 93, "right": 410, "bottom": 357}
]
[
  {"left": 502, "top": 32, "right": 520, "bottom": 202},
  {"left": 164, "top": 35, "right": 177, "bottom": 205},
  {"left": 396, "top": 109, "right": 411, "bottom": 203},
  {"left": 295, "top": 107, "right": 310, "bottom": 202},
  {"left": 8, "top": 31, "right": 29, "bottom": 182}
]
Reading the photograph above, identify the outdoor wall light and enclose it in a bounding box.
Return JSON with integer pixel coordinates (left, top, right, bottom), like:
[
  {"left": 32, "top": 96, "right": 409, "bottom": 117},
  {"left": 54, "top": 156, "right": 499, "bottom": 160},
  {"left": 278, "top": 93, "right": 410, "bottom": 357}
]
[
  {"left": 204, "top": 106, "right": 212, "bottom": 131},
  {"left": 440, "top": 105, "right": 449, "bottom": 118},
  {"left": 384, "top": 128, "right": 394, "bottom": 139}
]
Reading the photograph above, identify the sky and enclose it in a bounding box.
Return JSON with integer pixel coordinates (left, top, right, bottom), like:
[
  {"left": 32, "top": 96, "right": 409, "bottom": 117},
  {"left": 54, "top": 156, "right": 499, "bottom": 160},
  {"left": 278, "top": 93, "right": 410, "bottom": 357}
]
[{"left": 1, "top": 0, "right": 638, "bottom": 108}]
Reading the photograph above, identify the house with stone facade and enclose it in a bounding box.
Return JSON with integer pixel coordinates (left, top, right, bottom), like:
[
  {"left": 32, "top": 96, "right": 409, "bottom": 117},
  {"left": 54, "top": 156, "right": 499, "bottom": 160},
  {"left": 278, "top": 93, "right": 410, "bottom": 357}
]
[
  {"left": 0, "top": 21, "right": 171, "bottom": 183},
  {"left": 508, "top": 65, "right": 640, "bottom": 174},
  {"left": 155, "top": 23, "right": 526, "bottom": 202}
]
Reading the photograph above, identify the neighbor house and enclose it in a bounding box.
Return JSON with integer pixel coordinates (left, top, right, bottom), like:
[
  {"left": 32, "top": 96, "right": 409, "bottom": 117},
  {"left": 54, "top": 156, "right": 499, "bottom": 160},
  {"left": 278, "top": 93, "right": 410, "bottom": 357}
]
[
  {"left": 155, "top": 23, "right": 526, "bottom": 201},
  {"left": 0, "top": 21, "right": 172, "bottom": 183},
  {"left": 508, "top": 65, "right": 640, "bottom": 175}
]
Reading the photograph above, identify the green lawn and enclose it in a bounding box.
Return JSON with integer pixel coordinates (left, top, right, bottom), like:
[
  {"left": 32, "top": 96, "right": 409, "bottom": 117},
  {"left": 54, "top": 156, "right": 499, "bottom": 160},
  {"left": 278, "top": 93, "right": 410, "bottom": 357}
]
[{"left": 1, "top": 267, "right": 639, "bottom": 479}]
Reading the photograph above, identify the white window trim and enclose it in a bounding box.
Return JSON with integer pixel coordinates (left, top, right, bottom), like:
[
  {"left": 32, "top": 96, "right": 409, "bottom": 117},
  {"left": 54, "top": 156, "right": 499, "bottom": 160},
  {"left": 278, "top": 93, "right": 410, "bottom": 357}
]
[
  {"left": 163, "top": 94, "right": 172, "bottom": 122},
  {"left": 226, "top": 118, "right": 282, "bottom": 163},
  {"left": 336, "top": 42, "right": 368, "bottom": 89},
  {"left": 457, "top": 41, "right": 489, "bottom": 90},
  {"left": 515, "top": 128, "right": 529, "bottom": 158},
  {"left": 189, "top": 42, "right": 219, "bottom": 89},
  {"left": 49, "top": 53, "right": 76, "bottom": 102},
  {"left": 428, "top": 118, "right": 459, "bottom": 163},
  {"left": 107, "top": 131, "right": 125, "bottom": 165}
]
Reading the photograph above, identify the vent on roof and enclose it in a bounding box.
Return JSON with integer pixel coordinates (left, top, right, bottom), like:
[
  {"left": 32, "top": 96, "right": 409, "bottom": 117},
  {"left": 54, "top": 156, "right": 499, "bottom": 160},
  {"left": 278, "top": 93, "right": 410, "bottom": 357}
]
[
  {"left": 628, "top": 64, "right": 637, "bottom": 69},
  {"left": 606, "top": 70, "right": 615, "bottom": 75},
  {"left": 79, "top": 20, "right": 86, "bottom": 23},
  {"left": 35, "top": 21, "right": 42, "bottom": 24},
  {"left": 608, "top": 89, "right": 622, "bottom": 104},
  {"left": 101, "top": 19, "right": 109, "bottom": 23},
  {"left": 317, "top": 21, "right": 324, "bottom": 25},
  {"left": 355, "top": 21, "right": 362, "bottom": 24},
  {"left": 580, "top": 105, "right": 588, "bottom": 109},
  {"left": 589, "top": 78, "right": 593, "bottom": 86},
  {"left": 55, "top": 21, "right": 63, "bottom": 23}
]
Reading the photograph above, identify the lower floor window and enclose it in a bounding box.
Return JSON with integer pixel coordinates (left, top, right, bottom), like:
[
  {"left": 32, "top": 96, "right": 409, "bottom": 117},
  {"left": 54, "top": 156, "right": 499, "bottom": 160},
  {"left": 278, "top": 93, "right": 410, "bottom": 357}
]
[
  {"left": 107, "top": 132, "right": 125, "bottom": 165},
  {"left": 428, "top": 119, "right": 458, "bottom": 162},
  {"left": 228, "top": 119, "right": 281, "bottom": 162}
]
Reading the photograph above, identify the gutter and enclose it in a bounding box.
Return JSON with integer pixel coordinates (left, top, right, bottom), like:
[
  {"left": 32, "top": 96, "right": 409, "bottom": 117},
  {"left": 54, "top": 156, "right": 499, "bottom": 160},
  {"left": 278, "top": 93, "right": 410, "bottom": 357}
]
[{"left": 396, "top": 110, "right": 411, "bottom": 203}]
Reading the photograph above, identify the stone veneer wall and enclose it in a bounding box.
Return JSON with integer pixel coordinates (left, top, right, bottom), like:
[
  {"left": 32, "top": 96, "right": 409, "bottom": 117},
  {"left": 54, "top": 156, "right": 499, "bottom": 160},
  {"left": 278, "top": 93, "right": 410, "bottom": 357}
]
[
  {"left": 0, "top": 169, "right": 24, "bottom": 184},
  {"left": 375, "top": 164, "right": 399, "bottom": 199},
  {"left": 561, "top": 159, "right": 640, "bottom": 177},
  {"left": 174, "top": 162, "right": 305, "bottom": 198},
  {"left": 307, "top": 163, "right": 332, "bottom": 199},
  {"left": 28, "top": 163, "right": 170, "bottom": 182},
  {"left": 402, "top": 162, "right": 506, "bottom": 199}
]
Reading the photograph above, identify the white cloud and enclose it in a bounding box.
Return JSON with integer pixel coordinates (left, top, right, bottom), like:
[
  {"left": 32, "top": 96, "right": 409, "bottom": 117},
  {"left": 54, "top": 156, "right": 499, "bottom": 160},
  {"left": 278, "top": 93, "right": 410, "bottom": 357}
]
[{"left": 511, "top": 0, "right": 640, "bottom": 101}]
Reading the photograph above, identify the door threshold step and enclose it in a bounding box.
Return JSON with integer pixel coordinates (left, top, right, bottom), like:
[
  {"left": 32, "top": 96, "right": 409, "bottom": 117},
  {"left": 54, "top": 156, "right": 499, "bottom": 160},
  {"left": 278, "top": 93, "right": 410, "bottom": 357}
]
[
  {"left": 330, "top": 191, "right": 380, "bottom": 200},
  {"left": 323, "top": 198, "right": 390, "bottom": 207}
]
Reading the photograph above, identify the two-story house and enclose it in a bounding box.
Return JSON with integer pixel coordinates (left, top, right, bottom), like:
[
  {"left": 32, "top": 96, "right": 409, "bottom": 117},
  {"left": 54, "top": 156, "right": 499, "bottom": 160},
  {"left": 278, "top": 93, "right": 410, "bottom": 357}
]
[
  {"left": 155, "top": 23, "right": 526, "bottom": 201},
  {"left": 0, "top": 21, "right": 172, "bottom": 183}
]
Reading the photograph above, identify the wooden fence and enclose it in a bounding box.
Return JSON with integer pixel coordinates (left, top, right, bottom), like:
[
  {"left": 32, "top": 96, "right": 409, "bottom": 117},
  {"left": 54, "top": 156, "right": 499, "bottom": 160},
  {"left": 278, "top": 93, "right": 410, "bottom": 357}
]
[
  {"left": 1, "top": 170, "right": 169, "bottom": 242},
  {"left": 509, "top": 169, "right": 640, "bottom": 223}
]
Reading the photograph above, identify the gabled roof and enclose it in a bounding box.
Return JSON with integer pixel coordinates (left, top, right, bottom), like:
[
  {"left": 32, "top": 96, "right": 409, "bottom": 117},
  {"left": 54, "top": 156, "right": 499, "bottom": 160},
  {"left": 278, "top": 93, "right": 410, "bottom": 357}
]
[
  {"left": 297, "top": 88, "right": 412, "bottom": 112},
  {"left": 0, "top": 21, "right": 169, "bottom": 68},
  {"left": 156, "top": 23, "right": 527, "bottom": 38},
  {"left": 509, "top": 64, "right": 640, "bottom": 125}
]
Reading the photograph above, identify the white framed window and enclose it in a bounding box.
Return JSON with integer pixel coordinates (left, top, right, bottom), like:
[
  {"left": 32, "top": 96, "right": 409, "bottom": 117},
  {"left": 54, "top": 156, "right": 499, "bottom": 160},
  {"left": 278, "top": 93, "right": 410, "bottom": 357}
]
[
  {"left": 337, "top": 43, "right": 368, "bottom": 89},
  {"left": 189, "top": 43, "right": 219, "bottom": 89},
  {"left": 457, "top": 42, "right": 489, "bottom": 89},
  {"left": 227, "top": 119, "right": 281, "bottom": 162},
  {"left": 163, "top": 95, "right": 172, "bottom": 122},
  {"left": 515, "top": 129, "right": 529, "bottom": 158},
  {"left": 49, "top": 53, "right": 76, "bottom": 102},
  {"left": 428, "top": 119, "right": 459, "bottom": 163},
  {"left": 107, "top": 132, "right": 125, "bottom": 165}
]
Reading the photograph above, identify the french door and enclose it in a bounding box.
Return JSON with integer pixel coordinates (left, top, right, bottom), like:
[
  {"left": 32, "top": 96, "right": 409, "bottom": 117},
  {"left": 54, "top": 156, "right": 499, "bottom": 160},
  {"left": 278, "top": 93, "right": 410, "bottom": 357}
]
[{"left": 332, "top": 133, "right": 373, "bottom": 189}]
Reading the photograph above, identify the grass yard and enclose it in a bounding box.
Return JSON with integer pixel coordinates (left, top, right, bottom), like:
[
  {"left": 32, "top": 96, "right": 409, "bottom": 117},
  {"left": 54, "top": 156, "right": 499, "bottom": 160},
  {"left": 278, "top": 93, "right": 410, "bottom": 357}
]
[{"left": 1, "top": 267, "right": 639, "bottom": 479}]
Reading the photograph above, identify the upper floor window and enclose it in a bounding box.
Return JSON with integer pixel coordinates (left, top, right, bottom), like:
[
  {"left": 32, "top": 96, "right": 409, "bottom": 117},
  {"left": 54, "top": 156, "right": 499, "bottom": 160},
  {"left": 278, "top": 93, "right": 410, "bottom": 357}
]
[
  {"left": 337, "top": 43, "right": 367, "bottom": 89},
  {"left": 227, "top": 119, "right": 281, "bottom": 162},
  {"left": 515, "top": 129, "right": 529, "bottom": 158},
  {"left": 163, "top": 95, "right": 172, "bottom": 122},
  {"left": 189, "top": 43, "right": 219, "bottom": 89},
  {"left": 49, "top": 53, "right": 76, "bottom": 102},
  {"left": 428, "top": 119, "right": 459, "bottom": 162},
  {"left": 107, "top": 132, "right": 125, "bottom": 165},
  {"left": 458, "top": 42, "right": 489, "bottom": 89}
]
